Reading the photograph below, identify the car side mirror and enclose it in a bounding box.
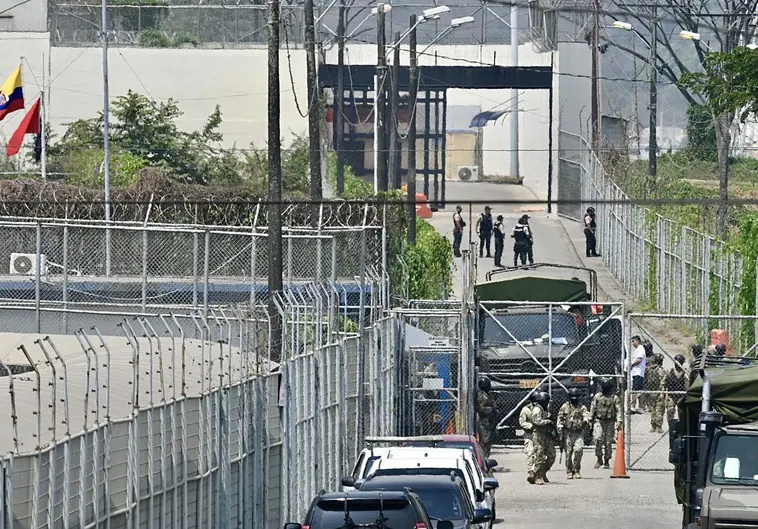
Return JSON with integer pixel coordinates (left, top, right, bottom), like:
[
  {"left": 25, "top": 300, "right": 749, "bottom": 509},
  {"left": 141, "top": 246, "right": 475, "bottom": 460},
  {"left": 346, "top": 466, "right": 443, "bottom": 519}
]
[
  {"left": 283, "top": 524, "right": 302, "bottom": 529},
  {"left": 485, "top": 458, "right": 498, "bottom": 470},
  {"left": 341, "top": 476, "right": 356, "bottom": 488},
  {"left": 483, "top": 477, "right": 499, "bottom": 491},
  {"left": 437, "top": 521, "right": 454, "bottom": 529},
  {"left": 475, "top": 490, "right": 485, "bottom": 503},
  {"left": 472, "top": 508, "right": 494, "bottom": 524}
]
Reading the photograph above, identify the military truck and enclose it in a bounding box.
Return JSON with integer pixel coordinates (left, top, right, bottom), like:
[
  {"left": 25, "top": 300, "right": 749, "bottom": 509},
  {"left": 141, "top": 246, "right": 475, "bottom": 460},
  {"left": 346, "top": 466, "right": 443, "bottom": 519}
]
[
  {"left": 474, "top": 263, "right": 624, "bottom": 444},
  {"left": 669, "top": 354, "right": 758, "bottom": 529}
]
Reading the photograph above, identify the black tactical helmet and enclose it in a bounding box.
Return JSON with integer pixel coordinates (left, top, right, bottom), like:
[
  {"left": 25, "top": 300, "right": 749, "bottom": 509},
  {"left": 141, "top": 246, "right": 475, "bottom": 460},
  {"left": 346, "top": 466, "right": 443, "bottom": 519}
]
[
  {"left": 534, "top": 391, "right": 550, "bottom": 406},
  {"left": 715, "top": 344, "right": 727, "bottom": 356},
  {"left": 654, "top": 353, "right": 664, "bottom": 366},
  {"left": 478, "top": 377, "right": 491, "bottom": 392},
  {"left": 674, "top": 354, "right": 686, "bottom": 367},
  {"left": 567, "top": 387, "right": 581, "bottom": 400},
  {"left": 691, "top": 344, "right": 703, "bottom": 356},
  {"left": 599, "top": 378, "right": 613, "bottom": 394},
  {"left": 527, "top": 391, "right": 539, "bottom": 403}
]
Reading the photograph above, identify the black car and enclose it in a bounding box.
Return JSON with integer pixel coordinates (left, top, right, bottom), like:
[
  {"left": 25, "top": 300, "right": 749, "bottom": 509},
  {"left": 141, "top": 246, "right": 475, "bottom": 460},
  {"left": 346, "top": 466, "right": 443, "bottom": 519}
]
[
  {"left": 358, "top": 473, "right": 493, "bottom": 529},
  {"left": 283, "top": 490, "right": 436, "bottom": 529}
]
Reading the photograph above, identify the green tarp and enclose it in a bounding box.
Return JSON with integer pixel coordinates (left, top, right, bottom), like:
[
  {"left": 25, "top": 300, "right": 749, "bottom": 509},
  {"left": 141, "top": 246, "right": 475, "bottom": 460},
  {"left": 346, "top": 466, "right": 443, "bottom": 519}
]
[
  {"left": 474, "top": 276, "right": 588, "bottom": 303},
  {"left": 684, "top": 364, "right": 758, "bottom": 424}
]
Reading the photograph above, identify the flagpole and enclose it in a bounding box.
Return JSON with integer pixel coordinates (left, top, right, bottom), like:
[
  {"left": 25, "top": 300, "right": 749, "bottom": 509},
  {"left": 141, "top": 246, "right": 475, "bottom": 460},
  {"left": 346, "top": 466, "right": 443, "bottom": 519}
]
[
  {"left": 102, "top": 0, "right": 112, "bottom": 277},
  {"left": 40, "top": 53, "right": 46, "bottom": 181}
]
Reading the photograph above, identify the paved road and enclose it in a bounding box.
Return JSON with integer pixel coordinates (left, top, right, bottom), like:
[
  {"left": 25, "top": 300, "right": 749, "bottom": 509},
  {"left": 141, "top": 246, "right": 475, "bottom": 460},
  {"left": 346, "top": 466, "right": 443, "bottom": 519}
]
[
  {"left": 490, "top": 447, "right": 681, "bottom": 528},
  {"left": 427, "top": 181, "right": 682, "bottom": 528}
]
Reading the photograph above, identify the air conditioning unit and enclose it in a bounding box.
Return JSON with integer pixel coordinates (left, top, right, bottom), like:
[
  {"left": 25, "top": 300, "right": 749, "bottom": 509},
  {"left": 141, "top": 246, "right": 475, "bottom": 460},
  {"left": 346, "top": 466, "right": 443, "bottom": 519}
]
[
  {"left": 456, "top": 166, "right": 479, "bottom": 182},
  {"left": 10, "top": 253, "right": 47, "bottom": 276}
]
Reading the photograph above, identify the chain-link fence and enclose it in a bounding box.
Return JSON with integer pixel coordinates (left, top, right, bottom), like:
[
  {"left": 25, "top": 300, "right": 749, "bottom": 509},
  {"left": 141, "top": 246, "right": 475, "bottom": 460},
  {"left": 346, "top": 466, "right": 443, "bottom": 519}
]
[
  {"left": 0, "top": 278, "right": 396, "bottom": 529},
  {"left": 577, "top": 135, "right": 746, "bottom": 317},
  {"left": 476, "top": 301, "right": 625, "bottom": 447},
  {"left": 622, "top": 312, "right": 758, "bottom": 471},
  {"left": 0, "top": 217, "right": 383, "bottom": 334}
]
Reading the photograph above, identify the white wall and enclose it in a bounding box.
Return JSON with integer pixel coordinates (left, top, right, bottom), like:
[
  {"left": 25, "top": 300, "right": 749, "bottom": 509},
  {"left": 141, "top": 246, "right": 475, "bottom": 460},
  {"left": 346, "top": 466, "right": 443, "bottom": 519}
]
[{"left": 0, "top": 35, "right": 589, "bottom": 201}]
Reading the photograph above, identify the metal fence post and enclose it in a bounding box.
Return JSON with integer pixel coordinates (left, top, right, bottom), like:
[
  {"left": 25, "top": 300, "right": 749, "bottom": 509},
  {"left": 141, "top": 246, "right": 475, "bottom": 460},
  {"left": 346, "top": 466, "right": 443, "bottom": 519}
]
[
  {"left": 193, "top": 231, "right": 199, "bottom": 309},
  {"left": 62, "top": 223, "right": 69, "bottom": 334},
  {"left": 204, "top": 230, "right": 210, "bottom": 320},
  {"left": 35, "top": 220, "right": 42, "bottom": 333},
  {"left": 356, "top": 230, "right": 367, "bottom": 446},
  {"left": 142, "top": 227, "right": 149, "bottom": 313}
]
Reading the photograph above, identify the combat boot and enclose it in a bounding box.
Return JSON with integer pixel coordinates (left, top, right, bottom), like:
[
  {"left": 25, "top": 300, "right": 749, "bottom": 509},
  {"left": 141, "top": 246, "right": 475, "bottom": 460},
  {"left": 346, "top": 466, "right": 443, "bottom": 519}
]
[
  {"left": 574, "top": 472, "right": 582, "bottom": 479},
  {"left": 543, "top": 474, "right": 550, "bottom": 483},
  {"left": 527, "top": 472, "right": 536, "bottom": 484},
  {"left": 535, "top": 477, "right": 545, "bottom": 485},
  {"left": 603, "top": 459, "right": 611, "bottom": 469},
  {"left": 594, "top": 459, "right": 602, "bottom": 469},
  {"left": 566, "top": 472, "right": 574, "bottom": 479}
]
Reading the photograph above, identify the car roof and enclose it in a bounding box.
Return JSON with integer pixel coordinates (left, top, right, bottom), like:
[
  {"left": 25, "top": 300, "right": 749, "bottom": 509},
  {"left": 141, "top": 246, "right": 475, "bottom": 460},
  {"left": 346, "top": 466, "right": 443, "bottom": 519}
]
[
  {"left": 361, "top": 474, "right": 461, "bottom": 489},
  {"left": 375, "top": 457, "right": 464, "bottom": 470},
  {"left": 440, "top": 434, "right": 477, "bottom": 442},
  {"left": 387, "top": 447, "right": 475, "bottom": 461},
  {"left": 317, "top": 490, "right": 411, "bottom": 501}
]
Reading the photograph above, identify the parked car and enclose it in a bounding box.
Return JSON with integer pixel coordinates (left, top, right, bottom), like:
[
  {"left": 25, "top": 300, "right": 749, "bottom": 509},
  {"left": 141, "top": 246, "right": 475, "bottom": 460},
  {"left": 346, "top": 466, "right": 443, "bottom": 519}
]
[
  {"left": 377, "top": 447, "right": 498, "bottom": 526},
  {"left": 358, "top": 473, "right": 494, "bottom": 529},
  {"left": 341, "top": 447, "right": 395, "bottom": 492},
  {"left": 281, "top": 490, "right": 438, "bottom": 529},
  {"left": 398, "top": 435, "right": 499, "bottom": 477}
]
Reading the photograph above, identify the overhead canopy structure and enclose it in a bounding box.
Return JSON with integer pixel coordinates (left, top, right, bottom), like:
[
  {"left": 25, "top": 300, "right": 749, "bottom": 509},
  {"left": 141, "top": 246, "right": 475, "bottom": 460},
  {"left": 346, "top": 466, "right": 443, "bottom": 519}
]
[
  {"left": 684, "top": 364, "right": 758, "bottom": 424},
  {"left": 474, "top": 276, "right": 589, "bottom": 303},
  {"left": 469, "top": 110, "right": 508, "bottom": 128}
]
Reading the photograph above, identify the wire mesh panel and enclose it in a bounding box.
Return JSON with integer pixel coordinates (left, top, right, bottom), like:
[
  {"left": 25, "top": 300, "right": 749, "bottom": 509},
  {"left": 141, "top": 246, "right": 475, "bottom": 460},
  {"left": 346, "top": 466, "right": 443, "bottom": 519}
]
[
  {"left": 477, "top": 301, "right": 625, "bottom": 446},
  {"left": 625, "top": 313, "right": 758, "bottom": 471},
  {"left": 395, "top": 308, "right": 471, "bottom": 437}
]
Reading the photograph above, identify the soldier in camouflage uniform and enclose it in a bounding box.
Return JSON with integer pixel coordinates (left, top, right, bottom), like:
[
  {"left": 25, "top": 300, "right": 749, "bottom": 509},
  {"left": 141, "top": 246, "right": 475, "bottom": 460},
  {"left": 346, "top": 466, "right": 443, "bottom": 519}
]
[
  {"left": 531, "top": 391, "right": 556, "bottom": 485},
  {"left": 647, "top": 353, "right": 667, "bottom": 433},
  {"left": 476, "top": 377, "right": 495, "bottom": 457},
  {"left": 590, "top": 378, "right": 622, "bottom": 469},
  {"left": 557, "top": 387, "right": 590, "bottom": 479},
  {"left": 519, "top": 392, "right": 539, "bottom": 483}
]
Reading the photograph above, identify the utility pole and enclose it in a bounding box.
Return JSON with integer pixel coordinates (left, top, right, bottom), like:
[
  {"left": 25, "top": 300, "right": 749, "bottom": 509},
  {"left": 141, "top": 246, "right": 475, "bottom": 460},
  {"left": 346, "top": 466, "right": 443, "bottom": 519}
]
[
  {"left": 509, "top": 5, "right": 520, "bottom": 180},
  {"left": 267, "top": 0, "right": 283, "bottom": 363},
  {"left": 591, "top": 0, "right": 601, "bottom": 151},
  {"left": 335, "top": 1, "right": 346, "bottom": 195},
  {"left": 375, "top": 4, "right": 388, "bottom": 192},
  {"left": 304, "top": 0, "right": 322, "bottom": 204},
  {"left": 389, "top": 31, "right": 401, "bottom": 190},
  {"left": 648, "top": 3, "right": 658, "bottom": 179},
  {"left": 407, "top": 14, "right": 418, "bottom": 244},
  {"left": 102, "top": 0, "right": 112, "bottom": 277}
]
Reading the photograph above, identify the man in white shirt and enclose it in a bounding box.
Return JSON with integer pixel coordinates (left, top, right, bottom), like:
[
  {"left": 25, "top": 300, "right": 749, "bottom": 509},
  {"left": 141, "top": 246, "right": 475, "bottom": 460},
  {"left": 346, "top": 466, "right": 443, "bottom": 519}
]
[{"left": 629, "top": 335, "right": 647, "bottom": 414}]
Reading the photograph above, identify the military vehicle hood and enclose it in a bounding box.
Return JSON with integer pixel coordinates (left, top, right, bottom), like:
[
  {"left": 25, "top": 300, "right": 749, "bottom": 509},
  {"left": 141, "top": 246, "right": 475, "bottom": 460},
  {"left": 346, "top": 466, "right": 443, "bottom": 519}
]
[
  {"left": 482, "top": 339, "right": 574, "bottom": 360},
  {"left": 705, "top": 486, "right": 758, "bottom": 518}
]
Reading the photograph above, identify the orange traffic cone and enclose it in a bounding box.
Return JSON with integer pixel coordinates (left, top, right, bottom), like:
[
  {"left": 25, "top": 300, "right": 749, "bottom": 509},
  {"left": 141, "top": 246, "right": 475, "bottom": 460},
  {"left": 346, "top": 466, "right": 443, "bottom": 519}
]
[{"left": 611, "top": 427, "right": 630, "bottom": 479}]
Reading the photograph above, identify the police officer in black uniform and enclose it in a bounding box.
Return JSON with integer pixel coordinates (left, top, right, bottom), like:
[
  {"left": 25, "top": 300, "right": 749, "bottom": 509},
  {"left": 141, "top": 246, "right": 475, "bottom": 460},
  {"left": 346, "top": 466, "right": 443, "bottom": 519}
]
[
  {"left": 511, "top": 215, "right": 530, "bottom": 266},
  {"left": 521, "top": 214, "right": 535, "bottom": 264},
  {"left": 477, "top": 206, "right": 494, "bottom": 258},
  {"left": 493, "top": 214, "right": 505, "bottom": 267}
]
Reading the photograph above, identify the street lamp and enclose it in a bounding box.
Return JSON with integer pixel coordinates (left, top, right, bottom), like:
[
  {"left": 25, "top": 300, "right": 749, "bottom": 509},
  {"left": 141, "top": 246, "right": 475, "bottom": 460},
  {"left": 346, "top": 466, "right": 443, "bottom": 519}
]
[{"left": 610, "top": 20, "right": 658, "bottom": 177}]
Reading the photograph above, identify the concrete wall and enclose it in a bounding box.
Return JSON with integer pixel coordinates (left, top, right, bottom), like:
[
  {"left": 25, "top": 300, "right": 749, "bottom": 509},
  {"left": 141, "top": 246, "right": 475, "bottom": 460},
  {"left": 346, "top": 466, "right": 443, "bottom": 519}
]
[
  {"left": 445, "top": 130, "right": 478, "bottom": 179},
  {"left": 0, "top": 35, "right": 590, "bottom": 202}
]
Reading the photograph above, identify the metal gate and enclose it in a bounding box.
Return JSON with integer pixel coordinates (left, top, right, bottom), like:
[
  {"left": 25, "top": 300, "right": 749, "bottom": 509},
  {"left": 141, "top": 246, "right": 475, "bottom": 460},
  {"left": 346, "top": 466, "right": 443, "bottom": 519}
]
[
  {"left": 395, "top": 304, "right": 474, "bottom": 436},
  {"left": 625, "top": 312, "right": 758, "bottom": 471},
  {"left": 476, "top": 301, "right": 625, "bottom": 446},
  {"left": 558, "top": 130, "right": 584, "bottom": 221}
]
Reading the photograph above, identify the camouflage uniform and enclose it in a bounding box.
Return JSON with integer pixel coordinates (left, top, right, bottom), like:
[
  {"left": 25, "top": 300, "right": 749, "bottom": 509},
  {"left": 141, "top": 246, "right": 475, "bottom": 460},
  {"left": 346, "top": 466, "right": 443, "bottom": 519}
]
[
  {"left": 666, "top": 368, "right": 687, "bottom": 422},
  {"left": 590, "top": 391, "right": 622, "bottom": 468},
  {"left": 646, "top": 363, "right": 667, "bottom": 432},
  {"left": 530, "top": 404, "right": 555, "bottom": 482},
  {"left": 518, "top": 402, "right": 536, "bottom": 480},
  {"left": 476, "top": 389, "right": 495, "bottom": 457},
  {"left": 557, "top": 401, "right": 590, "bottom": 478}
]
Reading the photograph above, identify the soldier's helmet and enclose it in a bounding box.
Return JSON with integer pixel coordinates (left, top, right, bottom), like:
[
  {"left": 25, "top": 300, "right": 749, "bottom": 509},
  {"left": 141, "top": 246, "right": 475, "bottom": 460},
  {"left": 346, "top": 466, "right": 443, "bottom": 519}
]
[
  {"left": 527, "top": 391, "right": 540, "bottom": 402},
  {"left": 534, "top": 391, "right": 550, "bottom": 406},
  {"left": 674, "top": 354, "right": 686, "bottom": 368},
  {"left": 599, "top": 377, "right": 613, "bottom": 394},
  {"left": 478, "top": 377, "right": 491, "bottom": 392},
  {"left": 654, "top": 353, "right": 664, "bottom": 366},
  {"left": 715, "top": 344, "right": 727, "bottom": 356},
  {"left": 567, "top": 387, "right": 581, "bottom": 400}
]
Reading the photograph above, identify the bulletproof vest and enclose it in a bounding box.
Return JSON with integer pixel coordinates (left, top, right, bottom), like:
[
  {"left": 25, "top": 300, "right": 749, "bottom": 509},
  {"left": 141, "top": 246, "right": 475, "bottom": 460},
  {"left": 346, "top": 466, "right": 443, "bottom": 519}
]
[
  {"left": 595, "top": 395, "right": 616, "bottom": 420},
  {"left": 481, "top": 214, "right": 493, "bottom": 232},
  {"left": 494, "top": 222, "right": 504, "bottom": 239},
  {"left": 513, "top": 224, "right": 529, "bottom": 244}
]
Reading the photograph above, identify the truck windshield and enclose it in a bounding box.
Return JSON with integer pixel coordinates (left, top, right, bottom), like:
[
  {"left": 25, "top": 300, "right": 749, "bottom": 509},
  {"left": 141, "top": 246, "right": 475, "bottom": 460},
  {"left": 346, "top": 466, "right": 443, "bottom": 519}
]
[
  {"left": 482, "top": 313, "right": 579, "bottom": 344},
  {"left": 710, "top": 434, "right": 758, "bottom": 485}
]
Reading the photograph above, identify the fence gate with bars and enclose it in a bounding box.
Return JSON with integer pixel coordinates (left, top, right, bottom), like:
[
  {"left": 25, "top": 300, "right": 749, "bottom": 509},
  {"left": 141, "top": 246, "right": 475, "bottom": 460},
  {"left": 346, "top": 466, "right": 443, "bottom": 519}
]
[
  {"left": 623, "top": 312, "right": 758, "bottom": 471},
  {"left": 475, "top": 301, "right": 625, "bottom": 446},
  {"left": 395, "top": 303, "right": 474, "bottom": 437}
]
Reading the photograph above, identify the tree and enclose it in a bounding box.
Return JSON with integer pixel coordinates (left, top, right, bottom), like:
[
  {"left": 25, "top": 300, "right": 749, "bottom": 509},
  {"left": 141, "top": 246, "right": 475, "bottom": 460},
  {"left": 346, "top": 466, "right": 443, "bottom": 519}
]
[{"left": 605, "top": 0, "right": 758, "bottom": 239}]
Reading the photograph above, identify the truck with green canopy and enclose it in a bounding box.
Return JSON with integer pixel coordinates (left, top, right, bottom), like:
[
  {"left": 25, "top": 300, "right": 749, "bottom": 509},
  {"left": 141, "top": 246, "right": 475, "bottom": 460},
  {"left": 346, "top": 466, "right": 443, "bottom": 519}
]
[
  {"left": 474, "top": 263, "right": 623, "bottom": 444},
  {"left": 669, "top": 355, "right": 758, "bottom": 529}
]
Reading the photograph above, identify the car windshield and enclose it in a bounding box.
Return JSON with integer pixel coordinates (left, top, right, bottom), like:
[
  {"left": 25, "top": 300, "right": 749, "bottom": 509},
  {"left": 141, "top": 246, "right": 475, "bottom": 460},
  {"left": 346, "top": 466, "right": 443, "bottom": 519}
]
[
  {"left": 482, "top": 313, "right": 579, "bottom": 344},
  {"left": 413, "top": 486, "right": 467, "bottom": 521},
  {"left": 710, "top": 434, "right": 758, "bottom": 485},
  {"left": 406, "top": 442, "right": 478, "bottom": 461},
  {"left": 312, "top": 499, "right": 416, "bottom": 528}
]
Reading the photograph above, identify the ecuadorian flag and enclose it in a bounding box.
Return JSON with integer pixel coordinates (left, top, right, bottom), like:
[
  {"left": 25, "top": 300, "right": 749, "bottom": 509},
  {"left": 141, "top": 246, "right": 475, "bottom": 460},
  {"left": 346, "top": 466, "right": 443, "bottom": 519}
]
[{"left": 0, "top": 65, "right": 24, "bottom": 122}]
